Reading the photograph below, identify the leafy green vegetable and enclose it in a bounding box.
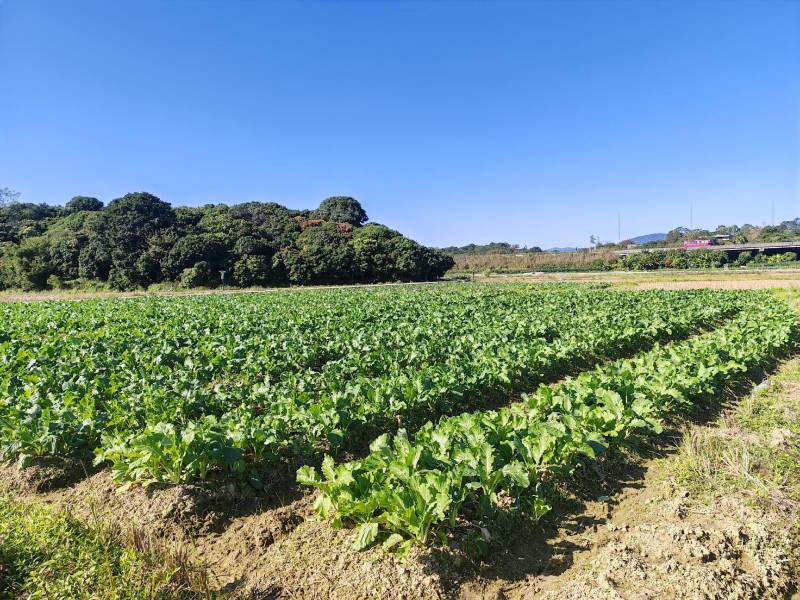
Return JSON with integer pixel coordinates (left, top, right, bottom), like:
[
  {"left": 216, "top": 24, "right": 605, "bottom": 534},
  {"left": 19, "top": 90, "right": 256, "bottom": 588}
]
[
  {"left": 352, "top": 522, "right": 380, "bottom": 550},
  {"left": 0, "top": 284, "right": 770, "bottom": 491},
  {"left": 299, "top": 293, "right": 796, "bottom": 551}
]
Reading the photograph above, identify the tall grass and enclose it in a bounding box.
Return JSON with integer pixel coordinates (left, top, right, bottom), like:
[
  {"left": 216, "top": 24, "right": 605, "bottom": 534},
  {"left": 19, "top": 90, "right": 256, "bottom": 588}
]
[{"left": 450, "top": 251, "right": 617, "bottom": 274}]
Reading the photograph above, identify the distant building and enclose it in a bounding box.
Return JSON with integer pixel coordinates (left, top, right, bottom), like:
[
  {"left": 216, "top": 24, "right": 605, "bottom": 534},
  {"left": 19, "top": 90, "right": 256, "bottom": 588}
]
[{"left": 683, "top": 239, "right": 713, "bottom": 249}]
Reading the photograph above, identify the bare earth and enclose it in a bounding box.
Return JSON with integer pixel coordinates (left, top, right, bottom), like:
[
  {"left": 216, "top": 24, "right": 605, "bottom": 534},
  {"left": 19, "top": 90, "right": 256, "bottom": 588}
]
[
  {"left": 637, "top": 280, "right": 800, "bottom": 290},
  {"left": 474, "top": 269, "right": 800, "bottom": 291}
]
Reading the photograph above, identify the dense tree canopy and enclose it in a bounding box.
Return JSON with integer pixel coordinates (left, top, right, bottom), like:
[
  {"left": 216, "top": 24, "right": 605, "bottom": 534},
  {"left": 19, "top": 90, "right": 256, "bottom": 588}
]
[
  {"left": 312, "top": 196, "right": 368, "bottom": 226},
  {"left": 65, "top": 196, "right": 103, "bottom": 213},
  {"left": 0, "top": 192, "right": 453, "bottom": 290},
  {"left": 441, "top": 242, "right": 543, "bottom": 255}
]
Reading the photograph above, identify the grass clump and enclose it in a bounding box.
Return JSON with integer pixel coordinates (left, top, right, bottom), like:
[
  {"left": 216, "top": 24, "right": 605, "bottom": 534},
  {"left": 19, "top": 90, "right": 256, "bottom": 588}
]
[
  {"left": 671, "top": 292, "right": 800, "bottom": 507},
  {"left": 0, "top": 496, "right": 214, "bottom": 599}
]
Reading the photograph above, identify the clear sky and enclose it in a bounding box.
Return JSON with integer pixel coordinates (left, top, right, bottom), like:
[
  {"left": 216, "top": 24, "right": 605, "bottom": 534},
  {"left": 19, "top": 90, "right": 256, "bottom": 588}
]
[{"left": 1, "top": 1, "right": 798, "bottom": 248}]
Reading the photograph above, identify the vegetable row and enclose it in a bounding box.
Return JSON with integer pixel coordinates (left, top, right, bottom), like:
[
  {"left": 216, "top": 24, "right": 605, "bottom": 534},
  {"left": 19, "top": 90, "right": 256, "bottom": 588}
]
[
  {"left": 298, "top": 293, "right": 796, "bottom": 553},
  {"left": 0, "top": 285, "right": 753, "bottom": 486}
]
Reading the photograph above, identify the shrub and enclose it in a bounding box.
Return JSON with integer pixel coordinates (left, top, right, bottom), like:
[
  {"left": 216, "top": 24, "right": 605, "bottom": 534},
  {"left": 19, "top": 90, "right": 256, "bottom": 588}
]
[
  {"left": 46, "top": 274, "right": 64, "bottom": 290},
  {"left": 179, "top": 261, "right": 214, "bottom": 288}
]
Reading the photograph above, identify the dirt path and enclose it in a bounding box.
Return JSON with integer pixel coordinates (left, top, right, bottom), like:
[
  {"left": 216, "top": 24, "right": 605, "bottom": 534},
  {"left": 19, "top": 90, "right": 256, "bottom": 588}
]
[
  {"left": 475, "top": 270, "right": 800, "bottom": 290},
  {"left": 636, "top": 279, "right": 800, "bottom": 290}
]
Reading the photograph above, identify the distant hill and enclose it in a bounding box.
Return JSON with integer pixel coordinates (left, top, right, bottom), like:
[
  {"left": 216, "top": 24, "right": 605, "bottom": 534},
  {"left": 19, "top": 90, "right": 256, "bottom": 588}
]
[
  {"left": 546, "top": 246, "right": 579, "bottom": 253},
  {"left": 629, "top": 233, "right": 666, "bottom": 245}
]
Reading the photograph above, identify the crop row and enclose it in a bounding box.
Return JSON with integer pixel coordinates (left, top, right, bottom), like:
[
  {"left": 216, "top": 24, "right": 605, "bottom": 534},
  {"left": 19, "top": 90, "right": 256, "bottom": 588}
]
[
  {"left": 298, "top": 293, "right": 796, "bottom": 554},
  {"left": 0, "top": 286, "right": 751, "bottom": 486}
]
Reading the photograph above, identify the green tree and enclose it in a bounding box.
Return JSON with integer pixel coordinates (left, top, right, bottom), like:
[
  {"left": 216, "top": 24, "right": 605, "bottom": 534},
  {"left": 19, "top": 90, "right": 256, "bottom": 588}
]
[
  {"left": 0, "top": 246, "right": 15, "bottom": 289},
  {"left": 0, "top": 192, "right": 454, "bottom": 290},
  {"left": 233, "top": 254, "right": 272, "bottom": 287},
  {"left": 278, "top": 222, "right": 355, "bottom": 284},
  {"left": 351, "top": 224, "right": 401, "bottom": 281},
  {"left": 0, "top": 202, "right": 61, "bottom": 243},
  {"left": 12, "top": 236, "right": 55, "bottom": 289},
  {"left": 233, "top": 235, "right": 270, "bottom": 256},
  {"left": 229, "top": 202, "right": 302, "bottom": 248},
  {"left": 0, "top": 188, "right": 21, "bottom": 207},
  {"left": 65, "top": 196, "right": 103, "bottom": 213},
  {"left": 196, "top": 204, "right": 250, "bottom": 239},
  {"left": 161, "top": 234, "right": 226, "bottom": 280},
  {"left": 48, "top": 233, "right": 83, "bottom": 280},
  {"left": 103, "top": 192, "right": 175, "bottom": 289},
  {"left": 313, "top": 197, "right": 368, "bottom": 226},
  {"left": 179, "top": 261, "right": 214, "bottom": 288},
  {"left": 78, "top": 238, "right": 111, "bottom": 280}
]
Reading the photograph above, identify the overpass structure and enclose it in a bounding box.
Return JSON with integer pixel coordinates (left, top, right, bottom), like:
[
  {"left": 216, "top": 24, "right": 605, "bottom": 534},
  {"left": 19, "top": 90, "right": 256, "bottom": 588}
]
[{"left": 613, "top": 241, "right": 800, "bottom": 257}]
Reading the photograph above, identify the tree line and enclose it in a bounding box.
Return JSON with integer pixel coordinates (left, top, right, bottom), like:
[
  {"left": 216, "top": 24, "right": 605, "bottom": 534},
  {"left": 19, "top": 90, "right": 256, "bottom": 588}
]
[
  {"left": 615, "top": 248, "right": 797, "bottom": 270},
  {"left": 439, "top": 242, "right": 544, "bottom": 255},
  {"left": 450, "top": 246, "right": 798, "bottom": 275},
  {"left": 0, "top": 191, "right": 454, "bottom": 291},
  {"left": 604, "top": 219, "right": 800, "bottom": 250}
]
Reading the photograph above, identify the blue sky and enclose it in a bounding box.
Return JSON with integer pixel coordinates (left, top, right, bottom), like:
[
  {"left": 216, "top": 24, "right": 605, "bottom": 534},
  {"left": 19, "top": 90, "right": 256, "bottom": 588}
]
[{"left": 1, "top": 1, "right": 798, "bottom": 248}]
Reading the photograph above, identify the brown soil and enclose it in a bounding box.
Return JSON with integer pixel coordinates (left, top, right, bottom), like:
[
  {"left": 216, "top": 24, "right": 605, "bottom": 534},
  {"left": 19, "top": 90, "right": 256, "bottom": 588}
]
[
  {"left": 461, "top": 477, "right": 794, "bottom": 600},
  {"left": 539, "top": 498, "right": 793, "bottom": 599},
  {"left": 4, "top": 441, "right": 792, "bottom": 599},
  {"left": 0, "top": 454, "right": 96, "bottom": 493}
]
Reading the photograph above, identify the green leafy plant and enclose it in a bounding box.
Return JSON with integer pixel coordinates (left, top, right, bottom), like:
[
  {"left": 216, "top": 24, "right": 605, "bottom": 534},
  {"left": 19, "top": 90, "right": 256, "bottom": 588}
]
[
  {"left": 299, "top": 294, "right": 796, "bottom": 552},
  {"left": 0, "top": 285, "right": 772, "bottom": 489}
]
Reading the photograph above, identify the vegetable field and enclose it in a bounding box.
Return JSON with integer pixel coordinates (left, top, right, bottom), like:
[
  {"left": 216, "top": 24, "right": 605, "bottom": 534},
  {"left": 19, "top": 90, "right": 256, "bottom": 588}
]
[{"left": 0, "top": 284, "right": 796, "bottom": 560}]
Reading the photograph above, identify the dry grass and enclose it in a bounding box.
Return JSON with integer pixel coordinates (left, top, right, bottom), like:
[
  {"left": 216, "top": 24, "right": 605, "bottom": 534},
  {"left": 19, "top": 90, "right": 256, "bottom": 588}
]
[
  {"left": 125, "top": 525, "right": 214, "bottom": 594},
  {"left": 672, "top": 359, "right": 800, "bottom": 511},
  {"left": 452, "top": 250, "right": 616, "bottom": 274}
]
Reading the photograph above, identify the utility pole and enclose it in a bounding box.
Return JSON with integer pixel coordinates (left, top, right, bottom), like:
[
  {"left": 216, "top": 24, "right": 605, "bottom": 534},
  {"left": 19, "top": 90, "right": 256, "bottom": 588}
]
[{"left": 219, "top": 270, "right": 227, "bottom": 291}]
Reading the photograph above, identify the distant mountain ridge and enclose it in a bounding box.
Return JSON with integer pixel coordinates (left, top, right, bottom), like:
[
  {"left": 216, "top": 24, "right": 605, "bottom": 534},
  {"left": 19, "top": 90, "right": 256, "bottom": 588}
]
[{"left": 628, "top": 233, "right": 667, "bottom": 244}]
